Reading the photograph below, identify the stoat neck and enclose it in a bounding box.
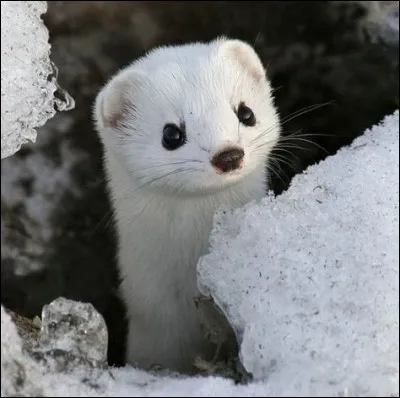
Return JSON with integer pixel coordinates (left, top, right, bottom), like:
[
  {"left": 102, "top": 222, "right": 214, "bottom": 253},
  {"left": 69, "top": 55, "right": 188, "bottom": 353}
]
[{"left": 103, "top": 148, "right": 266, "bottom": 306}]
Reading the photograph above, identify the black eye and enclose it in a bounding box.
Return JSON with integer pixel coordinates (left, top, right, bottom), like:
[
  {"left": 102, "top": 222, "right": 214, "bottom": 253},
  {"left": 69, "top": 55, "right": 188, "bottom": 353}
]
[
  {"left": 237, "top": 102, "right": 256, "bottom": 126},
  {"left": 162, "top": 124, "right": 186, "bottom": 150}
]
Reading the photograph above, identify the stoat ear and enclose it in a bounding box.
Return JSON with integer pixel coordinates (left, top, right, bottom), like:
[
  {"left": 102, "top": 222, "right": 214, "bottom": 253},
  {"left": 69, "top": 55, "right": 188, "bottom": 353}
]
[
  {"left": 217, "top": 38, "right": 266, "bottom": 83},
  {"left": 94, "top": 69, "right": 146, "bottom": 130}
]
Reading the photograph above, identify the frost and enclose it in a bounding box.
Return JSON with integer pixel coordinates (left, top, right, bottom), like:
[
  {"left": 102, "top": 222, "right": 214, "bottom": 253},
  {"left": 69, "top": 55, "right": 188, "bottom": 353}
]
[
  {"left": 198, "top": 111, "right": 399, "bottom": 396},
  {"left": 1, "top": 1, "right": 74, "bottom": 159}
]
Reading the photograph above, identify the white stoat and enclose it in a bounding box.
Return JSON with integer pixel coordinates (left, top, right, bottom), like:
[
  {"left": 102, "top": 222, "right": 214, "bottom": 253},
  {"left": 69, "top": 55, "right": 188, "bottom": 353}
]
[{"left": 93, "top": 37, "right": 280, "bottom": 373}]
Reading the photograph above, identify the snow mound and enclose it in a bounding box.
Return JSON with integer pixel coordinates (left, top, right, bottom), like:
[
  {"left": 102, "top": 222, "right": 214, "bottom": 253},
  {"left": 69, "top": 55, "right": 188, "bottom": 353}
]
[
  {"left": 2, "top": 112, "right": 398, "bottom": 397},
  {"left": 1, "top": 1, "right": 74, "bottom": 159},
  {"left": 198, "top": 111, "right": 399, "bottom": 396}
]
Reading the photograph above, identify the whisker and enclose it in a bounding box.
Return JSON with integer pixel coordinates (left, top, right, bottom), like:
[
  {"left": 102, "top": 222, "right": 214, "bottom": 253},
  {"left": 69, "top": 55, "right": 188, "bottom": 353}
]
[
  {"left": 90, "top": 161, "right": 204, "bottom": 234},
  {"left": 250, "top": 101, "right": 334, "bottom": 146},
  {"left": 279, "top": 101, "right": 334, "bottom": 127},
  {"left": 90, "top": 208, "right": 114, "bottom": 236},
  {"left": 273, "top": 144, "right": 314, "bottom": 155},
  {"left": 271, "top": 85, "right": 284, "bottom": 94},
  {"left": 144, "top": 158, "right": 204, "bottom": 164},
  {"left": 139, "top": 165, "right": 206, "bottom": 192},
  {"left": 125, "top": 167, "right": 201, "bottom": 222},
  {"left": 280, "top": 136, "right": 329, "bottom": 154},
  {"left": 253, "top": 130, "right": 330, "bottom": 156},
  {"left": 268, "top": 158, "right": 293, "bottom": 182},
  {"left": 265, "top": 161, "right": 288, "bottom": 187},
  {"left": 268, "top": 153, "right": 299, "bottom": 173},
  {"left": 277, "top": 132, "right": 337, "bottom": 141},
  {"left": 140, "top": 160, "right": 203, "bottom": 171},
  {"left": 139, "top": 168, "right": 192, "bottom": 189}
]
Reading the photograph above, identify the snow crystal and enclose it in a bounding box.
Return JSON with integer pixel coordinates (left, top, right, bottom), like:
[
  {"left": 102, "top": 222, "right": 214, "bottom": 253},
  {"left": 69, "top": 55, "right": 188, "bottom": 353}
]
[
  {"left": 198, "top": 111, "right": 399, "bottom": 396},
  {"left": 1, "top": 1, "right": 74, "bottom": 159}
]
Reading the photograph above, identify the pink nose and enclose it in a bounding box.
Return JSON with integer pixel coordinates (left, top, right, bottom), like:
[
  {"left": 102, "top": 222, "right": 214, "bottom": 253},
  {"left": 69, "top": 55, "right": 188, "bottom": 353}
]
[{"left": 211, "top": 148, "right": 245, "bottom": 173}]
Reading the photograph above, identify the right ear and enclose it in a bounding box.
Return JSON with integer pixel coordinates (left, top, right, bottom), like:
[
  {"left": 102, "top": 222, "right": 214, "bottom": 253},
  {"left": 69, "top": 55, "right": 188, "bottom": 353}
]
[
  {"left": 215, "top": 37, "right": 266, "bottom": 83},
  {"left": 94, "top": 69, "right": 146, "bottom": 130}
]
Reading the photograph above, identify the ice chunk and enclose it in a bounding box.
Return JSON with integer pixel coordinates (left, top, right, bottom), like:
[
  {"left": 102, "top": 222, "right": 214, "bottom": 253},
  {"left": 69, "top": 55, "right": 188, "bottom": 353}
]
[
  {"left": 1, "top": 299, "right": 108, "bottom": 397},
  {"left": 1, "top": 1, "right": 74, "bottom": 159},
  {"left": 31, "top": 297, "right": 108, "bottom": 372},
  {"left": 198, "top": 111, "right": 399, "bottom": 396}
]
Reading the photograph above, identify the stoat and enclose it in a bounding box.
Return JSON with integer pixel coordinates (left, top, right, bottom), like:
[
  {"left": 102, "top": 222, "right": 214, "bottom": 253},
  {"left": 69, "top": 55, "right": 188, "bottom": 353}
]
[{"left": 93, "top": 37, "right": 280, "bottom": 373}]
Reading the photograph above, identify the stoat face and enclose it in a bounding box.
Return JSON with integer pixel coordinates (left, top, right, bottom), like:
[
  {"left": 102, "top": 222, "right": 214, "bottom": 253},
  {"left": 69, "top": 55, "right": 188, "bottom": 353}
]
[{"left": 94, "top": 37, "right": 280, "bottom": 197}]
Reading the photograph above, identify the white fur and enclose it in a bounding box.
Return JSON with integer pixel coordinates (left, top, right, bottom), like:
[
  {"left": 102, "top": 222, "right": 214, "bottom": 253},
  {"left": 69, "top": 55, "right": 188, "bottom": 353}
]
[{"left": 93, "top": 37, "right": 280, "bottom": 373}]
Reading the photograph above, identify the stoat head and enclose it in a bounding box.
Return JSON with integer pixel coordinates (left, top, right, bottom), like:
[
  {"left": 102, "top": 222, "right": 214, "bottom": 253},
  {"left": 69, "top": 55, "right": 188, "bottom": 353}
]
[{"left": 94, "top": 37, "right": 280, "bottom": 197}]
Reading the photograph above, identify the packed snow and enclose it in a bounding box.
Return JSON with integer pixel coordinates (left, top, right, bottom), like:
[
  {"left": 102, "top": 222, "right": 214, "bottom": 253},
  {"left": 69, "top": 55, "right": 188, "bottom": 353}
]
[
  {"left": 198, "top": 111, "right": 399, "bottom": 396},
  {"left": 1, "top": 111, "right": 398, "bottom": 397},
  {"left": 1, "top": 1, "right": 73, "bottom": 159},
  {"left": 1, "top": 306, "right": 46, "bottom": 397}
]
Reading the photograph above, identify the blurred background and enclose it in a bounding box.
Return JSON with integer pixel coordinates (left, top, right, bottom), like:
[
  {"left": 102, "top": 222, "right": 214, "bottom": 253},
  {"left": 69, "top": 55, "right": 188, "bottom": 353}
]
[{"left": 1, "top": 1, "right": 398, "bottom": 366}]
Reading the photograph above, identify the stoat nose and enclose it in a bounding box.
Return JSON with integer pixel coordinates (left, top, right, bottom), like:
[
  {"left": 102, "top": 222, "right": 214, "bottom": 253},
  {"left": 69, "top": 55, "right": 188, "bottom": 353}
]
[{"left": 211, "top": 147, "right": 245, "bottom": 173}]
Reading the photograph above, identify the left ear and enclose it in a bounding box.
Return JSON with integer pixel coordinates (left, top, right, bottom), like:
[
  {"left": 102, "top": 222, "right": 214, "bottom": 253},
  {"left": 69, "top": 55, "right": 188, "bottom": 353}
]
[{"left": 217, "top": 38, "right": 266, "bottom": 83}]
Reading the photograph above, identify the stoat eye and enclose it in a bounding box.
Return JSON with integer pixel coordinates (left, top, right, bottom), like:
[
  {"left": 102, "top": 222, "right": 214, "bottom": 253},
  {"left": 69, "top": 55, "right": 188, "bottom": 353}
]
[
  {"left": 162, "top": 124, "right": 186, "bottom": 150},
  {"left": 237, "top": 102, "right": 256, "bottom": 127}
]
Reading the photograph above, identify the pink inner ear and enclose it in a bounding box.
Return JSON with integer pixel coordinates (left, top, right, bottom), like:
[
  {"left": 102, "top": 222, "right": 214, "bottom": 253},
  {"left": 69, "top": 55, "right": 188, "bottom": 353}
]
[
  {"left": 102, "top": 102, "right": 121, "bottom": 129},
  {"left": 100, "top": 90, "right": 135, "bottom": 130},
  {"left": 235, "top": 47, "right": 264, "bottom": 82},
  {"left": 223, "top": 42, "right": 264, "bottom": 83},
  {"left": 97, "top": 69, "right": 145, "bottom": 132}
]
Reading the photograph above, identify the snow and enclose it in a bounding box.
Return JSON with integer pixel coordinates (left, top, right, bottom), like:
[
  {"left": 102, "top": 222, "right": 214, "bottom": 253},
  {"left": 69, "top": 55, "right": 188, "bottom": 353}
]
[
  {"left": 1, "top": 306, "right": 45, "bottom": 397},
  {"left": 1, "top": 111, "right": 398, "bottom": 397},
  {"left": 1, "top": 2, "right": 398, "bottom": 395},
  {"left": 198, "top": 111, "right": 399, "bottom": 396},
  {"left": 1, "top": 1, "right": 74, "bottom": 159}
]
